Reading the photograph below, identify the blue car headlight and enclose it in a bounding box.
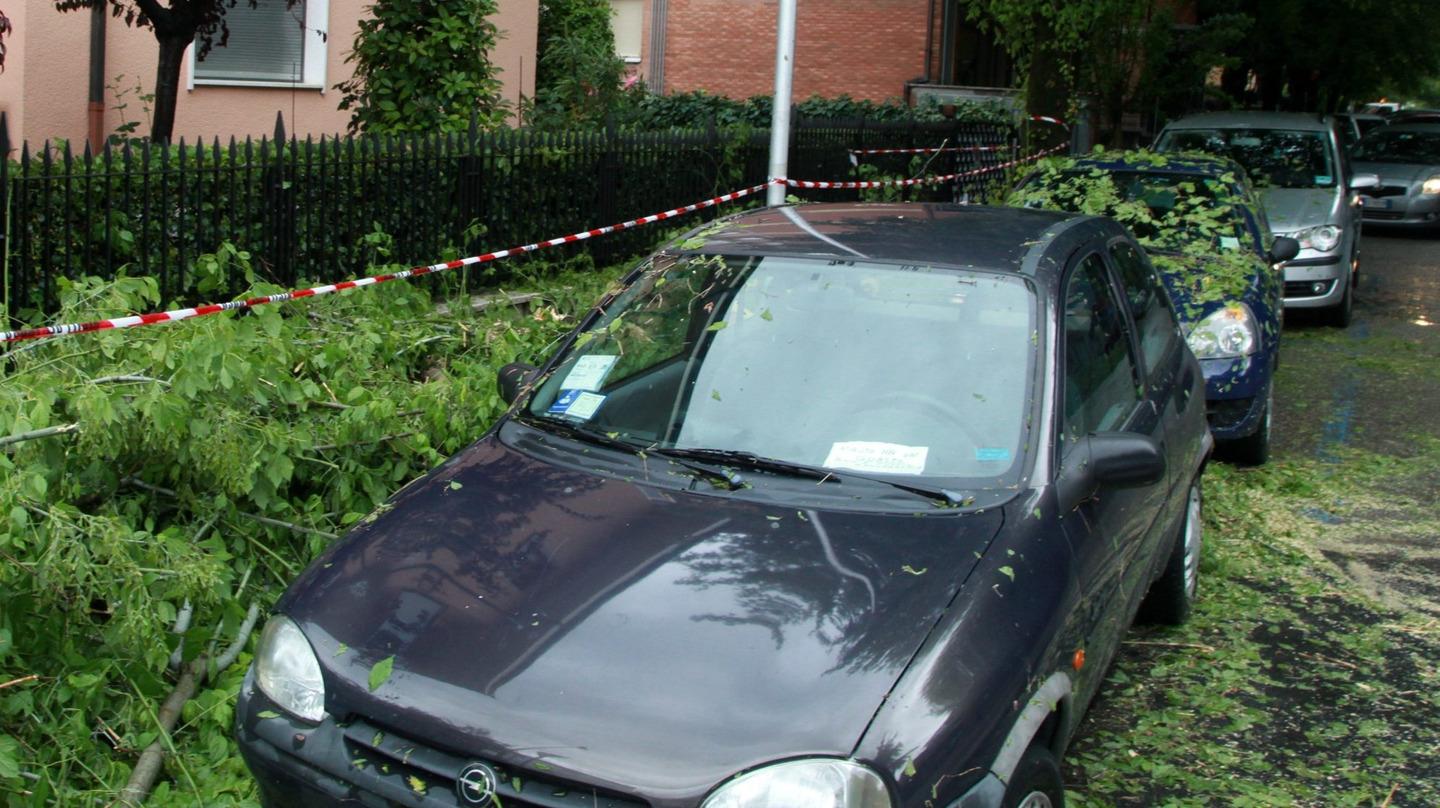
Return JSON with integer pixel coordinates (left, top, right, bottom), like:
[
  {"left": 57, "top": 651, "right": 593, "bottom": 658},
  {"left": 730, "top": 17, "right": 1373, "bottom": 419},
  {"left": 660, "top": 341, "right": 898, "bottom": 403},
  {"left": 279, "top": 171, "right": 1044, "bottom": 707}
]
[
  {"left": 701, "top": 759, "right": 892, "bottom": 808},
  {"left": 1187, "top": 304, "right": 1260, "bottom": 359},
  {"left": 254, "top": 615, "right": 327, "bottom": 723}
]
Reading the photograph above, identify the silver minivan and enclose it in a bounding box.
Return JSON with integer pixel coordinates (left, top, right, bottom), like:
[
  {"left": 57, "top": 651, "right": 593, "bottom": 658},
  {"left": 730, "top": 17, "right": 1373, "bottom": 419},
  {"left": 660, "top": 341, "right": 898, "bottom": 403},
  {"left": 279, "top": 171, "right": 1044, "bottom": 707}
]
[{"left": 1155, "top": 112, "right": 1380, "bottom": 327}]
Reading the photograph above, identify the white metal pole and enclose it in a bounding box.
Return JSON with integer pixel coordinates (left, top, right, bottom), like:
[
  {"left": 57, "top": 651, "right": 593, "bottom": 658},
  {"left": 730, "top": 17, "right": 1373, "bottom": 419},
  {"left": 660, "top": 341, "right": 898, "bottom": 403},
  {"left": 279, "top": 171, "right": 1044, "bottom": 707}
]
[{"left": 766, "top": 0, "right": 798, "bottom": 206}]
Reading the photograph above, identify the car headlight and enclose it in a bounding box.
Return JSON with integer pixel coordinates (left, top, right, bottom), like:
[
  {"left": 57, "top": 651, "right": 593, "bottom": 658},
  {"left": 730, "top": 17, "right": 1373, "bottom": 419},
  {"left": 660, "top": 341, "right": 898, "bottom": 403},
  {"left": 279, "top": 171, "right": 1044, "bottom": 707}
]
[
  {"left": 1285, "top": 225, "right": 1341, "bottom": 252},
  {"left": 255, "top": 615, "right": 326, "bottom": 723},
  {"left": 1422, "top": 175, "right": 1440, "bottom": 195},
  {"left": 701, "top": 760, "right": 892, "bottom": 808},
  {"left": 1186, "top": 303, "right": 1260, "bottom": 359}
]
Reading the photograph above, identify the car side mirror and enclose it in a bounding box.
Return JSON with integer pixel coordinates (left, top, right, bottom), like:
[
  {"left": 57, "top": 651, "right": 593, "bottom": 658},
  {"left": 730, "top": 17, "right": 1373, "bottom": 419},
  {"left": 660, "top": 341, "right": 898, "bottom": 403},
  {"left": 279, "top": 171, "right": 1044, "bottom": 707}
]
[
  {"left": 497, "top": 362, "right": 539, "bottom": 405},
  {"left": 1057, "top": 432, "right": 1167, "bottom": 513},
  {"left": 1268, "top": 236, "right": 1301, "bottom": 265},
  {"left": 1349, "top": 172, "right": 1381, "bottom": 191}
]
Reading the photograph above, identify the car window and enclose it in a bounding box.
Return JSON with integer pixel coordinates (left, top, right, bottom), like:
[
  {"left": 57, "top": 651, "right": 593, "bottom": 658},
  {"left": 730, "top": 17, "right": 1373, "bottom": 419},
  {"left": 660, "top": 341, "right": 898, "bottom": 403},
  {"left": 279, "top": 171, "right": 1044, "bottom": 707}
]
[
  {"left": 1108, "top": 241, "right": 1178, "bottom": 373},
  {"left": 1352, "top": 129, "right": 1440, "bottom": 163},
  {"left": 1062, "top": 254, "right": 1142, "bottom": 448},
  {"left": 527, "top": 253, "right": 1038, "bottom": 485},
  {"left": 1156, "top": 128, "right": 1337, "bottom": 189}
]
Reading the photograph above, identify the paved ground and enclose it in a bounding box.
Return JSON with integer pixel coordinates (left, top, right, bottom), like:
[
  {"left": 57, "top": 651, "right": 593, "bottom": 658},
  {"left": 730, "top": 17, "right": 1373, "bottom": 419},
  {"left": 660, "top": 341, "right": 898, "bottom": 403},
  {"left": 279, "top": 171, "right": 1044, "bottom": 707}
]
[{"left": 1276, "top": 230, "right": 1440, "bottom": 617}]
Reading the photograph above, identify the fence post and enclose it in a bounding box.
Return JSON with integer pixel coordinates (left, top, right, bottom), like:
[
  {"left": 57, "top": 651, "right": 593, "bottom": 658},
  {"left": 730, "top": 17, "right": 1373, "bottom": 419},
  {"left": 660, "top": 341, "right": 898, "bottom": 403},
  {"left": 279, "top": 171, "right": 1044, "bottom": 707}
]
[
  {"left": 266, "top": 111, "right": 298, "bottom": 286},
  {"left": 457, "top": 112, "right": 484, "bottom": 254},
  {"left": 597, "top": 114, "right": 620, "bottom": 260}
]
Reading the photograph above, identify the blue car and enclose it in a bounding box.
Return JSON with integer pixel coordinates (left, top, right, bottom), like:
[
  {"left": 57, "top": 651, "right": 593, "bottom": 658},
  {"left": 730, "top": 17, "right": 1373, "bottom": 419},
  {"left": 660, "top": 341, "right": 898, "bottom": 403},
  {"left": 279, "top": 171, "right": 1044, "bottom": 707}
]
[{"left": 1012, "top": 152, "right": 1299, "bottom": 464}]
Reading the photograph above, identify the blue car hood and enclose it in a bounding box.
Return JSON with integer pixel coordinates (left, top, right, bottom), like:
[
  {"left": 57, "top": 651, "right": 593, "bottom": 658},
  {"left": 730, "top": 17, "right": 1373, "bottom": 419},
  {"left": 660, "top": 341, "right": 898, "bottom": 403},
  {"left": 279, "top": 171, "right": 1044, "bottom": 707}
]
[{"left": 278, "top": 433, "right": 1005, "bottom": 799}]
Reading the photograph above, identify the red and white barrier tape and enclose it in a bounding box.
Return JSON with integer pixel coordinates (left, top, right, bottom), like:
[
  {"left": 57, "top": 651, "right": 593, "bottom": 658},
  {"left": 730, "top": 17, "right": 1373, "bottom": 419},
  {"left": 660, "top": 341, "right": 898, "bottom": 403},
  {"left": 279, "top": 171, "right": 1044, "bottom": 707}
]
[
  {"left": 3, "top": 137, "right": 1071, "bottom": 345},
  {"left": 848, "top": 144, "right": 1013, "bottom": 156},
  {"left": 785, "top": 143, "right": 1066, "bottom": 190},
  {"left": 1, "top": 183, "right": 771, "bottom": 343}
]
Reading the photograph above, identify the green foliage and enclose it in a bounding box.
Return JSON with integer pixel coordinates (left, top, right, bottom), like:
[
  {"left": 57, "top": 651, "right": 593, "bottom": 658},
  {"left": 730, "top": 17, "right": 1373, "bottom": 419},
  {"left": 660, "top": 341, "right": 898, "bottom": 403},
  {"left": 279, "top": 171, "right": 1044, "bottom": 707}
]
[
  {"left": 0, "top": 247, "right": 627, "bottom": 802},
  {"left": 1006, "top": 150, "right": 1278, "bottom": 318},
  {"left": 612, "top": 90, "right": 1012, "bottom": 131},
  {"left": 531, "top": 0, "right": 626, "bottom": 128},
  {"left": 336, "top": 0, "right": 508, "bottom": 134}
]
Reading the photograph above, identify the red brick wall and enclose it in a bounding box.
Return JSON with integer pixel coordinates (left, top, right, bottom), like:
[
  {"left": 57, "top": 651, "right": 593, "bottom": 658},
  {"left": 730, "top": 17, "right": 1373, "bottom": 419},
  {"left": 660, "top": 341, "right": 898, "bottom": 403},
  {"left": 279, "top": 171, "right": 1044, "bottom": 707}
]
[{"left": 660, "top": 0, "right": 930, "bottom": 103}]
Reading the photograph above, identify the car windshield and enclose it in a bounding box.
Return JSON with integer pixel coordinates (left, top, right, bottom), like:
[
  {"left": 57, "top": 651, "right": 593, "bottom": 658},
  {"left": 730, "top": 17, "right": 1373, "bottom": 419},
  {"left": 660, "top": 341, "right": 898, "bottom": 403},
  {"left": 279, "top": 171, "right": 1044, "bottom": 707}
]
[
  {"left": 1351, "top": 130, "right": 1440, "bottom": 164},
  {"left": 1018, "top": 168, "right": 1252, "bottom": 254},
  {"left": 1157, "top": 128, "right": 1336, "bottom": 189},
  {"left": 525, "top": 253, "right": 1037, "bottom": 487}
]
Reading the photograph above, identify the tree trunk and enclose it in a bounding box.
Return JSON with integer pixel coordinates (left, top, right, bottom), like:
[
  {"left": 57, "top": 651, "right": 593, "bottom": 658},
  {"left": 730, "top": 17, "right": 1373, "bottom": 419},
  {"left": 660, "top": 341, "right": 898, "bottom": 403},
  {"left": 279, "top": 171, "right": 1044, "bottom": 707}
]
[{"left": 150, "top": 33, "right": 191, "bottom": 144}]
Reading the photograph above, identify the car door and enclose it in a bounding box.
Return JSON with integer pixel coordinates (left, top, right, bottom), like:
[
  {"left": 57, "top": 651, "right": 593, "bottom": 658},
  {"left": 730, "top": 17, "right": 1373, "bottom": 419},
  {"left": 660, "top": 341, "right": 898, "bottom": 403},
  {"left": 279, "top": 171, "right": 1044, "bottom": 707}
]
[{"left": 1056, "top": 248, "right": 1168, "bottom": 711}]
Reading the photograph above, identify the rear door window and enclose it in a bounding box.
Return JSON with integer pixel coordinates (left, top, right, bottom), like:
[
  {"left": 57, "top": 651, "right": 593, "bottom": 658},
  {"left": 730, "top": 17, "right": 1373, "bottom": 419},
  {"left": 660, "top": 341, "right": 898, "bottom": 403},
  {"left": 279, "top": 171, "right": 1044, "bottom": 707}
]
[{"left": 1062, "top": 253, "right": 1143, "bottom": 450}]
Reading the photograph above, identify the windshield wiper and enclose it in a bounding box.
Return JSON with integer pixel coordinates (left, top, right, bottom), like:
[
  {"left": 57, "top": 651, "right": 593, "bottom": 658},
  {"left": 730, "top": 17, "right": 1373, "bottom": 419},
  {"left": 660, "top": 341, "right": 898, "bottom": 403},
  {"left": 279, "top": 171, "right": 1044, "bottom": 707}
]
[
  {"left": 656, "top": 448, "right": 974, "bottom": 507},
  {"left": 518, "top": 414, "right": 649, "bottom": 455},
  {"left": 654, "top": 447, "right": 834, "bottom": 482}
]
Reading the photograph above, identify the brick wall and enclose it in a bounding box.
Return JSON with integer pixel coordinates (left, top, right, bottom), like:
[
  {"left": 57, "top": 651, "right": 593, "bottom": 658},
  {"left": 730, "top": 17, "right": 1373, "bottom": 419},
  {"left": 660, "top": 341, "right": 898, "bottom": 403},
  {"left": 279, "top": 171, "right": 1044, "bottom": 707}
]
[{"left": 660, "top": 0, "right": 930, "bottom": 102}]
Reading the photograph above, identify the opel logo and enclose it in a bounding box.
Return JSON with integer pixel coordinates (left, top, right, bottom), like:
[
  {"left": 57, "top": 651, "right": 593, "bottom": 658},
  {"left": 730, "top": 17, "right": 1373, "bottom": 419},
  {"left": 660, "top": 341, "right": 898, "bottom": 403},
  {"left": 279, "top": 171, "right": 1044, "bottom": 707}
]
[{"left": 455, "top": 762, "right": 498, "bottom": 806}]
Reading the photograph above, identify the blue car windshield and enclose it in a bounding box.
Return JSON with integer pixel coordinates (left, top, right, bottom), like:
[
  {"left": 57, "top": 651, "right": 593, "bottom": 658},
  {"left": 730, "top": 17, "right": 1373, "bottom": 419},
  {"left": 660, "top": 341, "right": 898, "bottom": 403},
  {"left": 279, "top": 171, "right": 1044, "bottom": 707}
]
[
  {"left": 526, "top": 254, "right": 1037, "bottom": 487},
  {"left": 1157, "top": 128, "right": 1337, "bottom": 189}
]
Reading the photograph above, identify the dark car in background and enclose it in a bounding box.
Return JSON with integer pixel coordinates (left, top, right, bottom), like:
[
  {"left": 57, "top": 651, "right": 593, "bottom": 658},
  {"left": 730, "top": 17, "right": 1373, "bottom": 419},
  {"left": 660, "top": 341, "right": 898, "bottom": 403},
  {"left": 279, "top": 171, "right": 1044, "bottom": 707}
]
[
  {"left": 235, "top": 204, "right": 1212, "bottom": 808},
  {"left": 1011, "top": 152, "right": 1299, "bottom": 465},
  {"left": 1155, "top": 112, "right": 1380, "bottom": 326},
  {"left": 1351, "top": 123, "right": 1440, "bottom": 229}
]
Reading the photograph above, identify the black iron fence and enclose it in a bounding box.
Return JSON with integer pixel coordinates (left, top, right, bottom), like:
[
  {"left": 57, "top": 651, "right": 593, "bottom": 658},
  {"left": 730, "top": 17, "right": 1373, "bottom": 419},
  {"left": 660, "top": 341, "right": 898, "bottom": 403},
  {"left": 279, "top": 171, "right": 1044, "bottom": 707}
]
[{"left": 1, "top": 112, "right": 1022, "bottom": 321}]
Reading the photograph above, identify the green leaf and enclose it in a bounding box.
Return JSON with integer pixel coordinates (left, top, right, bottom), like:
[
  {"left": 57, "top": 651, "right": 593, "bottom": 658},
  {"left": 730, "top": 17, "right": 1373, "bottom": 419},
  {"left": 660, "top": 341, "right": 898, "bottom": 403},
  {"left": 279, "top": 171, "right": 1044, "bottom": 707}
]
[
  {"left": 447, "top": 480, "right": 463, "bottom": 491},
  {"left": 999, "top": 566, "right": 1016, "bottom": 581},
  {"left": 257, "top": 710, "right": 281, "bottom": 719},
  {"left": 368, "top": 656, "right": 395, "bottom": 692},
  {"left": 407, "top": 775, "right": 427, "bottom": 795},
  {"left": 334, "top": 643, "right": 349, "bottom": 657},
  {"left": 0, "top": 735, "right": 20, "bottom": 780},
  {"left": 706, "top": 321, "right": 727, "bottom": 332},
  {"left": 760, "top": 308, "right": 773, "bottom": 321}
]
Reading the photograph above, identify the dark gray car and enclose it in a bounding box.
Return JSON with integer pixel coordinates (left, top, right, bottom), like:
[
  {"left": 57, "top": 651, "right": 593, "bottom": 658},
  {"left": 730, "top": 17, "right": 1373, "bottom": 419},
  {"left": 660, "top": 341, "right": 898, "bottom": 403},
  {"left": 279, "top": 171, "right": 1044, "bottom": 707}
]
[
  {"left": 235, "top": 204, "right": 1212, "bottom": 808},
  {"left": 1351, "top": 123, "right": 1440, "bottom": 229}
]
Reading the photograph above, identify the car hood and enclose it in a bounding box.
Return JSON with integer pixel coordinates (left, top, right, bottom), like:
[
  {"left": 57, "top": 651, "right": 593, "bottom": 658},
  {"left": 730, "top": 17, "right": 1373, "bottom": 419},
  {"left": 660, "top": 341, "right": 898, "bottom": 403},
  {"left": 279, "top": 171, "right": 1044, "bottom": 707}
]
[
  {"left": 1351, "top": 160, "right": 1436, "bottom": 188},
  {"left": 279, "top": 434, "right": 1005, "bottom": 800},
  {"left": 1257, "top": 187, "right": 1342, "bottom": 233}
]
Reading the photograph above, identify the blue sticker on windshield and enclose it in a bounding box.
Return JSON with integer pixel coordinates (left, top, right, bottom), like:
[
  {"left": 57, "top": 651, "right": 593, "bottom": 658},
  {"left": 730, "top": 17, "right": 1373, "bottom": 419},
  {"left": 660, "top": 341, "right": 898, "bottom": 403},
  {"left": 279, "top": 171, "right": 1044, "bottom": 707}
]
[
  {"left": 547, "top": 389, "right": 607, "bottom": 420},
  {"left": 1315, "top": 175, "right": 1333, "bottom": 185},
  {"left": 976, "top": 447, "right": 1012, "bottom": 462}
]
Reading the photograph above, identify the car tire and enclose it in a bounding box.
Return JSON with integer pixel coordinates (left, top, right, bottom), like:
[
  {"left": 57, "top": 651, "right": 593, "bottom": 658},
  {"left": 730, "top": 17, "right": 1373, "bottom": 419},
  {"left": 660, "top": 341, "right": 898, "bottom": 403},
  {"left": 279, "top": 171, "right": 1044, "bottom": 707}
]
[
  {"left": 1002, "top": 745, "right": 1065, "bottom": 808},
  {"left": 1327, "top": 273, "right": 1354, "bottom": 328},
  {"left": 1218, "top": 387, "right": 1271, "bottom": 467},
  {"left": 1139, "top": 478, "right": 1203, "bottom": 626}
]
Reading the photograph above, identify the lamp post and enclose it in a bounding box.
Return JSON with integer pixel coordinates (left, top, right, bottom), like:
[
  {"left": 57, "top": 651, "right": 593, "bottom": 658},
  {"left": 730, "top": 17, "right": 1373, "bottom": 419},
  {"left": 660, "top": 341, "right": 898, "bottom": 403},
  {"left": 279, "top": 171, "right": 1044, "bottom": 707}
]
[{"left": 765, "top": 0, "right": 798, "bottom": 206}]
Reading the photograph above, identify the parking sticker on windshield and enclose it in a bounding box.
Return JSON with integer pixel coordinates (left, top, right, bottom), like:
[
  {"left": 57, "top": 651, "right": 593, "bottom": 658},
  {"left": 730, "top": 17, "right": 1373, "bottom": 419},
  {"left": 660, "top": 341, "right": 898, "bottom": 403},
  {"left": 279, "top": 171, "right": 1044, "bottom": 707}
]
[
  {"left": 975, "top": 447, "right": 1012, "bottom": 463},
  {"left": 548, "top": 390, "right": 606, "bottom": 421},
  {"left": 1219, "top": 236, "right": 1240, "bottom": 251},
  {"left": 825, "top": 441, "right": 928, "bottom": 475},
  {"left": 561, "top": 354, "right": 618, "bottom": 392},
  {"left": 1315, "top": 175, "right": 1333, "bottom": 185}
]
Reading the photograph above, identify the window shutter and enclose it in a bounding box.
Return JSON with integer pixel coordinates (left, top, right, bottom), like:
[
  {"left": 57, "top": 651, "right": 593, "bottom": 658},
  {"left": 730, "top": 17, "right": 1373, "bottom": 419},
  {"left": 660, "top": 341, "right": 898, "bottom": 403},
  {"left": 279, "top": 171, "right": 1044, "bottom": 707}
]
[{"left": 196, "top": 1, "right": 307, "bottom": 83}]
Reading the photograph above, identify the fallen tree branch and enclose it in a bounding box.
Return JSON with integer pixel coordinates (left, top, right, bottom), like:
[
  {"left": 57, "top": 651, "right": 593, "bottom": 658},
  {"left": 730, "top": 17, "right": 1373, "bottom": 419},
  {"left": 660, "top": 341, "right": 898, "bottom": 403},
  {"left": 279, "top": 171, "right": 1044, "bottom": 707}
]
[
  {"left": 121, "top": 478, "right": 339, "bottom": 541},
  {"left": 0, "top": 423, "right": 80, "bottom": 448},
  {"left": 312, "top": 432, "right": 415, "bottom": 453},
  {"left": 0, "top": 674, "right": 38, "bottom": 691},
  {"left": 118, "top": 602, "right": 261, "bottom": 806},
  {"left": 92, "top": 375, "right": 169, "bottom": 386}
]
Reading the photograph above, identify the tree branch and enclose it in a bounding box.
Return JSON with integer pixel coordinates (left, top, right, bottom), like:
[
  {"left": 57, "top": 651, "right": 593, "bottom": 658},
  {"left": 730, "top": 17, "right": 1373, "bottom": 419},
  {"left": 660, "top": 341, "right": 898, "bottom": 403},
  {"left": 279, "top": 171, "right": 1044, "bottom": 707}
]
[{"left": 0, "top": 423, "right": 80, "bottom": 448}]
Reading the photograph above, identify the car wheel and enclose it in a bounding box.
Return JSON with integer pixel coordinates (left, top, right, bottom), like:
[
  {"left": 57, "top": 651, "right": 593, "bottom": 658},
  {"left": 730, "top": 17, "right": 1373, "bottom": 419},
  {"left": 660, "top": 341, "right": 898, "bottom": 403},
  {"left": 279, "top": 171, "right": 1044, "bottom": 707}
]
[
  {"left": 1218, "top": 386, "right": 1271, "bottom": 466},
  {"left": 1327, "top": 274, "right": 1354, "bottom": 328},
  {"left": 1002, "top": 745, "right": 1065, "bottom": 808},
  {"left": 1139, "top": 478, "right": 1203, "bottom": 626}
]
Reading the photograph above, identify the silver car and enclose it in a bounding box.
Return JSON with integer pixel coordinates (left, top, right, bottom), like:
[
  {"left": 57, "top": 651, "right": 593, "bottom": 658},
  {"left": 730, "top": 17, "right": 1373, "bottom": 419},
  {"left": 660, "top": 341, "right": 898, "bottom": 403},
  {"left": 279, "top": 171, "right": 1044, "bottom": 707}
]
[
  {"left": 1155, "top": 112, "right": 1380, "bottom": 327},
  {"left": 1351, "top": 123, "right": 1440, "bottom": 229}
]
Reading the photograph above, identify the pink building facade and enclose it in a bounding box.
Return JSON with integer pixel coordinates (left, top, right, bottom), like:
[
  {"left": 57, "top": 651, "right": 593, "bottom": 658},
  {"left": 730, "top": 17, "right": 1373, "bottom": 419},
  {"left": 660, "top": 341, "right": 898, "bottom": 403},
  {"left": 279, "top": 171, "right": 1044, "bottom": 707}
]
[{"left": 0, "top": 0, "right": 538, "bottom": 148}]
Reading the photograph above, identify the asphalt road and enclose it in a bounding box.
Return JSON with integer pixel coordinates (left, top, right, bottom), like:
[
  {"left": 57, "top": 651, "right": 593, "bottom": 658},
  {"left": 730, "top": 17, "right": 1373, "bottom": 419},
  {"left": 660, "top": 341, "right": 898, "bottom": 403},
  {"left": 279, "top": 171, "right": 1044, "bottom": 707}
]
[{"left": 1274, "top": 227, "right": 1440, "bottom": 615}]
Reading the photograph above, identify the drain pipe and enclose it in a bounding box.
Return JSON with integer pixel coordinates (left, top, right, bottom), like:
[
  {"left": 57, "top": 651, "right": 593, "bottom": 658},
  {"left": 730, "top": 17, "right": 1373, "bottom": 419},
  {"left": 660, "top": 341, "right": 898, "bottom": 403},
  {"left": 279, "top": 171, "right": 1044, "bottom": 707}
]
[
  {"left": 87, "top": 1, "right": 106, "bottom": 150},
  {"left": 765, "top": 0, "right": 797, "bottom": 206}
]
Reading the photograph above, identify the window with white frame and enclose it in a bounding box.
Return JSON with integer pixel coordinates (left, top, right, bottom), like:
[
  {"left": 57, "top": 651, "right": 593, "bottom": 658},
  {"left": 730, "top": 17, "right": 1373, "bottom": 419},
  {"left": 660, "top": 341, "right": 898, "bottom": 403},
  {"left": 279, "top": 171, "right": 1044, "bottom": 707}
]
[
  {"left": 193, "top": 0, "right": 328, "bottom": 87},
  {"left": 610, "top": 0, "right": 643, "bottom": 63}
]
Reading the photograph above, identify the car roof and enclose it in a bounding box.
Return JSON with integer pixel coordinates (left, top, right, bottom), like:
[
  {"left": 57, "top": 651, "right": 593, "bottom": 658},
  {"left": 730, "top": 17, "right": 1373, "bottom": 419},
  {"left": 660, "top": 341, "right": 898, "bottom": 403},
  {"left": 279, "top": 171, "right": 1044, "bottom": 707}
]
[
  {"left": 681, "top": 203, "right": 1096, "bottom": 281},
  {"left": 1161, "top": 111, "right": 1334, "bottom": 132}
]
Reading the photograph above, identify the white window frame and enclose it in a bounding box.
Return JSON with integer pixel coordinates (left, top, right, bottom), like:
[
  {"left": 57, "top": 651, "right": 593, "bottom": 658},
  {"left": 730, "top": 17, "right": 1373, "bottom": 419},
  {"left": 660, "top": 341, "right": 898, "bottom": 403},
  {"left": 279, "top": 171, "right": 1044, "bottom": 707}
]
[{"left": 188, "top": 0, "right": 329, "bottom": 91}]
